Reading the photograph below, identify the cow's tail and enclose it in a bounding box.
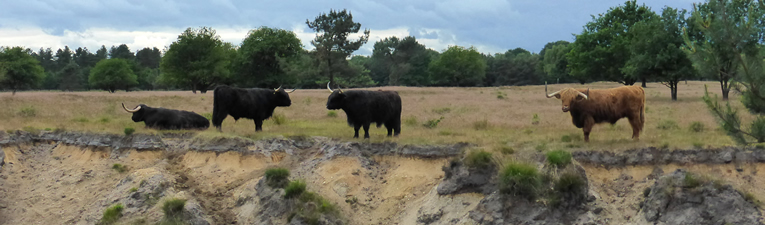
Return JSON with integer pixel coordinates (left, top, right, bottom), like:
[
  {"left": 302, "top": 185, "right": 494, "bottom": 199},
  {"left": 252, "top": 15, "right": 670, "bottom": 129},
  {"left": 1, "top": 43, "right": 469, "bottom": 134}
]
[{"left": 212, "top": 86, "right": 230, "bottom": 129}]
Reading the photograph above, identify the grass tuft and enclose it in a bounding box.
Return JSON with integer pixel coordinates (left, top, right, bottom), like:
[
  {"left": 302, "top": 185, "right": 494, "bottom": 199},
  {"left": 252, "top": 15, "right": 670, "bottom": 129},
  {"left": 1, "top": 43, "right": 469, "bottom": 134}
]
[
  {"left": 546, "top": 150, "right": 572, "bottom": 167},
  {"left": 404, "top": 116, "right": 418, "bottom": 126},
  {"left": 683, "top": 173, "right": 703, "bottom": 188},
  {"left": 473, "top": 119, "right": 490, "bottom": 130},
  {"left": 326, "top": 111, "right": 338, "bottom": 118},
  {"left": 161, "top": 198, "right": 186, "bottom": 220},
  {"left": 124, "top": 127, "right": 135, "bottom": 136},
  {"left": 265, "top": 168, "right": 290, "bottom": 188},
  {"left": 689, "top": 121, "right": 705, "bottom": 132},
  {"left": 499, "top": 162, "right": 541, "bottom": 200},
  {"left": 657, "top": 120, "right": 679, "bottom": 130},
  {"left": 531, "top": 113, "right": 540, "bottom": 125},
  {"left": 112, "top": 164, "right": 127, "bottom": 173},
  {"left": 18, "top": 106, "right": 37, "bottom": 117},
  {"left": 422, "top": 116, "right": 444, "bottom": 129},
  {"left": 272, "top": 113, "right": 286, "bottom": 125},
  {"left": 100, "top": 203, "right": 124, "bottom": 225},
  {"left": 464, "top": 150, "right": 494, "bottom": 169},
  {"left": 432, "top": 107, "right": 451, "bottom": 115},
  {"left": 284, "top": 180, "right": 307, "bottom": 199}
]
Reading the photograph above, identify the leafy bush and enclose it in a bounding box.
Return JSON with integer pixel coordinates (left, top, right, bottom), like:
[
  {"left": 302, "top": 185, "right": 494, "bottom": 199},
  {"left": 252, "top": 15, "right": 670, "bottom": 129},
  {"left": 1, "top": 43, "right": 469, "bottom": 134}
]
[
  {"left": 464, "top": 150, "right": 494, "bottom": 169},
  {"left": 657, "top": 119, "right": 679, "bottom": 130},
  {"left": 124, "top": 127, "right": 135, "bottom": 136},
  {"left": 265, "top": 168, "right": 290, "bottom": 188},
  {"left": 284, "top": 180, "right": 307, "bottom": 199},
  {"left": 326, "top": 111, "right": 338, "bottom": 118},
  {"left": 100, "top": 203, "right": 124, "bottom": 225},
  {"left": 546, "top": 150, "right": 572, "bottom": 167},
  {"left": 162, "top": 198, "right": 187, "bottom": 219},
  {"left": 689, "top": 121, "right": 705, "bottom": 132},
  {"left": 18, "top": 106, "right": 37, "bottom": 117},
  {"left": 473, "top": 119, "right": 490, "bottom": 130},
  {"left": 272, "top": 113, "right": 286, "bottom": 125},
  {"left": 422, "top": 116, "right": 444, "bottom": 129},
  {"left": 112, "top": 164, "right": 127, "bottom": 173},
  {"left": 499, "top": 162, "right": 541, "bottom": 200}
]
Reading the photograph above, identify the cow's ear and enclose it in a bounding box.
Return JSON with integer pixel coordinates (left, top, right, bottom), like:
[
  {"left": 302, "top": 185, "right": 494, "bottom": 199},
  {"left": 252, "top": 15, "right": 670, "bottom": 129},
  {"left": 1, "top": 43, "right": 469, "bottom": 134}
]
[{"left": 553, "top": 93, "right": 561, "bottom": 99}]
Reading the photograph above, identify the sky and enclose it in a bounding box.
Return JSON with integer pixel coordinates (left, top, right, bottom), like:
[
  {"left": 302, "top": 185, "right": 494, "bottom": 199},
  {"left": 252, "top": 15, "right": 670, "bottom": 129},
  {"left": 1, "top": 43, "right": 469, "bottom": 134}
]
[{"left": 0, "top": 0, "right": 698, "bottom": 56}]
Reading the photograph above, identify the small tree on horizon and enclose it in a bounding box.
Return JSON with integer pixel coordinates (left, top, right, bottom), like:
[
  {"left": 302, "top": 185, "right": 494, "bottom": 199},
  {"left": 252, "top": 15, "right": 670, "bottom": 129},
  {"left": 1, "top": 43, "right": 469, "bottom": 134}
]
[
  {"left": 306, "top": 9, "right": 370, "bottom": 87},
  {"left": 89, "top": 58, "right": 137, "bottom": 93},
  {"left": 0, "top": 46, "right": 46, "bottom": 95}
]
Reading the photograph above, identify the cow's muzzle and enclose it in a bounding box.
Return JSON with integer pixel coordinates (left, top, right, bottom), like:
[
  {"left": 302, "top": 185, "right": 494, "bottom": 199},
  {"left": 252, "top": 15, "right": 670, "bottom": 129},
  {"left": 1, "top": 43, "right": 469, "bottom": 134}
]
[{"left": 562, "top": 106, "right": 570, "bottom": 112}]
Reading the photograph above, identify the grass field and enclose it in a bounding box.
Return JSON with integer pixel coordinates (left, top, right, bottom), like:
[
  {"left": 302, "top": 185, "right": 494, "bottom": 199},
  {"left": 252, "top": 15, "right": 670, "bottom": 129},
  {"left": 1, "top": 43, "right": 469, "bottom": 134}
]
[{"left": 0, "top": 81, "right": 751, "bottom": 153}]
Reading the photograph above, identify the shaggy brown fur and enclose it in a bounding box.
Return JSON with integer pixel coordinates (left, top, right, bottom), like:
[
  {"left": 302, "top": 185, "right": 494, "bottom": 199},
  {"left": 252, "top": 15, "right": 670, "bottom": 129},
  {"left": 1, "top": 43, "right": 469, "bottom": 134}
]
[{"left": 546, "top": 84, "right": 645, "bottom": 142}]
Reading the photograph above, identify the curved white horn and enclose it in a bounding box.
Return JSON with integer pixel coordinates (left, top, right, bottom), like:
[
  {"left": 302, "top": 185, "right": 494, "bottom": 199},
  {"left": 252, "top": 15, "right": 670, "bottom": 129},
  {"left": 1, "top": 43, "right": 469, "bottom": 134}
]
[
  {"left": 286, "top": 88, "right": 296, "bottom": 93},
  {"left": 274, "top": 85, "right": 282, "bottom": 92},
  {"left": 327, "top": 82, "right": 334, "bottom": 93},
  {"left": 122, "top": 103, "right": 141, "bottom": 113},
  {"left": 545, "top": 82, "right": 560, "bottom": 98},
  {"left": 578, "top": 88, "right": 589, "bottom": 100}
]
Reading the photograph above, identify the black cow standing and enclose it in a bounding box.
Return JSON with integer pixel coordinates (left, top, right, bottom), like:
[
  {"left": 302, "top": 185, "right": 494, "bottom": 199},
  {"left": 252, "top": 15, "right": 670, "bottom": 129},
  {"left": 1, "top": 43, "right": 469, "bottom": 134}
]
[
  {"left": 122, "top": 103, "right": 210, "bottom": 130},
  {"left": 212, "top": 85, "right": 295, "bottom": 132},
  {"left": 326, "top": 82, "right": 402, "bottom": 139}
]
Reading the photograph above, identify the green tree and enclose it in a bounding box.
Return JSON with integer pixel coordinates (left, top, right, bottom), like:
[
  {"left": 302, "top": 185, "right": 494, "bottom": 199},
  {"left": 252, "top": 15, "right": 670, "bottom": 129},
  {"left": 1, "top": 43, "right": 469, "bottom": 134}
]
[
  {"left": 625, "top": 7, "right": 696, "bottom": 101},
  {"left": 89, "top": 58, "right": 137, "bottom": 93},
  {"left": 135, "top": 47, "right": 161, "bottom": 69},
  {"left": 58, "top": 61, "right": 83, "bottom": 91},
  {"left": 0, "top": 47, "right": 46, "bottom": 95},
  {"left": 428, "top": 46, "right": 486, "bottom": 86},
  {"left": 306, "top": 9, "right": 370, "bottom": 86},
  {"left": 160, "top": 27, "right": 232, "bottom": 93},
  {"left": 371, "top": 36, "right": 432, "bottom": 86},
  {"left": 235, "top": 26, "right": 303, "bottom": 87},
  {"left": 567, "top": 0, "right": 657, "bottom": 86},
  {"left": 109, "top": 44, "right": 135, "bottom": 60},
  {"left": 282, "top": 50, "right": 323, "bottom": 88},
  {"left": 692, "top": 0, "right": 765, "bottom": 143},
  {"left": 541, "top": 41, "right": 577, "bottom": 84},
  {"left": 485, "top": 49, "right": 543, "bottom": 86},
  {"left": 684, "top": 0, "right": 763, "bottom": 100}
]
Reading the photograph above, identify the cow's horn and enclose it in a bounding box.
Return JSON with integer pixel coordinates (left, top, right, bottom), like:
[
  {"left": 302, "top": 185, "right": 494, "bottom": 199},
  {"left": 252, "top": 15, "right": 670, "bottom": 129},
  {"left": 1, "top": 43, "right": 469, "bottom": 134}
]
[
  {"left": 286, "top": 88, "right": 296, "bottom": 93},
  {"left": 122, "top": 103, "right": 141, "bottom": 113},
  {"left": 274, "top": 85, "right": 282, "bottom": 92},
  {"left": 579, "top": 88, "right": 589, "bottom": 100},
  {"left": 545, "top": 82, "right": 560, "bottom": 98},
  {"left": 327, "top": 82, "right": 334, "bottom": 93}
]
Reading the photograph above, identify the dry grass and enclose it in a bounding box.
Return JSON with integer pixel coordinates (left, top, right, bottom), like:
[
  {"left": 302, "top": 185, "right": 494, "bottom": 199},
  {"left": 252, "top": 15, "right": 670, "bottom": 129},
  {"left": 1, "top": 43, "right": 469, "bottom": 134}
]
[{"left": 0, "top": 81, "right": 747, "bottom": 154}]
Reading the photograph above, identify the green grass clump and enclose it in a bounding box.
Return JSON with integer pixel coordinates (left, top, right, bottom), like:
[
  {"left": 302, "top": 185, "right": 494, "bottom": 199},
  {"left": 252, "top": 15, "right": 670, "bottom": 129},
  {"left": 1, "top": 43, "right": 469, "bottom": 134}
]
[
  {"left": 265, "top": 168, "right": 290, "bottom": 188},
  {"left": 161, "top": 198, "right": 187, "bottom": 222},
  {"left": 129, "top": 187, "right": 138, "bottom": 193},
  {"left": 112, "top": 164, "right": 127, "bottom": 173},
  {"left": 689, "top": 121, "right": 705, "bottom": 132},
  {"left": 326, "top": 111, "right": 338, "bottom": 118},
  {"left": 201, "top": 113, "right": 213, "bottom": 121},
  {"left": 554, "top": 172, "right": 586, "bottom": 194},
  {"left": 100, "top": 203, "right": 124, "bottom": 225},
  {"left": 464, "top": 150, "right": 494, "bottom": 169},
  {"left": 531, "top": 113, "right": 540, "bottom": 125},
  {"left": 657, "top": 120, "right": 679, "bottom": 130},
  {"left": 124, "top": 127, "right": 135, "bottom": 136},
  {"left": 422, "top": 116, "right": 444, "bottom": 129},
  {"left": 272, "top": 113, "right": 286, "bottom": 125},
  {"left": 284, "top": 180, "right": 307, "bottom": 199},
  {"left": 560, "top": 135, "right": 572, "bottom": 143},
  {"left": 404, "top": 116, "right": 418, "bottom": 126},
  {"left": 546, "top": 150, "right": 572, "bottom": 167},
  {"left": 499, "top": 162, "right": 541, "bottom": 200},
  {"left": 692, "top": 142, "right": 704, "bottom": 148},
  {"left": 683, "top": 173, "right": 703, "bottom": 188},
  {"left": 99, "top": 116, "right": 111, "bottom": 123},
  {"left": 290, "top": 191, "right": 341, "bottom": 224},
  {"left": 18, "top": 106, "right": 37, "bottom": 117}
]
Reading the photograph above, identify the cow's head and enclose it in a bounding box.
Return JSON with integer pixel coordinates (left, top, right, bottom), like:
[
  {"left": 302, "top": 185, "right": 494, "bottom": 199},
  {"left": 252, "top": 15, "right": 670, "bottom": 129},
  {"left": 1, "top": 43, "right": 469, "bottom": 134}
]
[
  {"left": 122, "top": 103, "right": 149, "bottom": 122},
  {"left": 272, "top": 86, "right": 295, "bottom": 107},
  {"left": 326, "top": 82, "right": 345, "bottom": 110},
  {"left": 545, "top": 82, "right": 588, "bottom": 112}
]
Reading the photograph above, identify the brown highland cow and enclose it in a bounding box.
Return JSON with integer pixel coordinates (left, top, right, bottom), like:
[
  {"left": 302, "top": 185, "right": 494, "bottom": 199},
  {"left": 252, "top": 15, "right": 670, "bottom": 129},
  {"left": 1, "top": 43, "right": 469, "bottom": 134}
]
[{"left": 545, "top": 83, "right": 645, "bottom": 142}]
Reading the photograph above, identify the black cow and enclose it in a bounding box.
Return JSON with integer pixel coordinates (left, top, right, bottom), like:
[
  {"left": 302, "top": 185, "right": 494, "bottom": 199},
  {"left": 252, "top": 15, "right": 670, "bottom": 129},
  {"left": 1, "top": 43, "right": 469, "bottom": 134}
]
[
  {"left": 212, "top": 85, "right": 295, "bottom": 132},
  {"left": 326, "top": 82, "right": 402, "bottom": 139},
  {"left": 122, "top": 103, "right": 210, "bottom": 130}
]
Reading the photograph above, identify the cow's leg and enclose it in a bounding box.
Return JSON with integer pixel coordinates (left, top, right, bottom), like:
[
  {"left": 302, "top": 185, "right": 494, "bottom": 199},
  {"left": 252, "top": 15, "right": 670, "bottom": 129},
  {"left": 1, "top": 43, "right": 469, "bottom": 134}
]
[
  {"left": 212, "top": 112, "right": 227, "bottom": 132},
  {"left": 385, "top": 121, "right": 394, "bottom": 137},
  {"left": 628, "top": 115, "right": 641, "bottom": 140},
  {"left": 254, "top": 120, "right": 263, "bottom": 131},
  {"left": 583, "top": 117, "right": 595, "bottom": 142},
  {"left": 363, "top": 123, "right": 371, "bottom": 139},
  {"left": 353, "top": 124, "right": 361, "bottom": 138},
  {"left": 393, "top": 118, "right": 401, "bottom": 137}
]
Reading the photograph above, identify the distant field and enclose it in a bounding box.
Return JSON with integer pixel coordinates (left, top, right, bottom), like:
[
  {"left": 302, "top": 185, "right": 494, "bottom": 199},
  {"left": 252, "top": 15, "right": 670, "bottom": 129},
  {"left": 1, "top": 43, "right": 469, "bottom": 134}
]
[{"left": 0, "top": 81, "right": 748, "bottom": 153}]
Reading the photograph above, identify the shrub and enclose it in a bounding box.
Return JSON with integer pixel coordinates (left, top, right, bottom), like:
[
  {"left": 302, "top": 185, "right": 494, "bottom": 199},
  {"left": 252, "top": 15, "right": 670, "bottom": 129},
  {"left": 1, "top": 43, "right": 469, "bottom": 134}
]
[
  {"left": 124, "top": 127, "right": 135, "bottom": 136},
  {"left": 18, "top": 106, "right": 37, "bottom": 117},
  {"left": 499, "top": 162, "right": 541, "bottom": 200},
  {"left": 112, "top": 164, "right": 127, "bottom": 173},
  {"left": 473, "top": 119, "right": 490, "bottom": 130},
  {"left": 284, "top": 180, "right": 307, "bottom": 199},
  {"left": 554, "top": 172, "right": 586, "bottom": 194},
  {"left": 265, "top": 168, "right": 290, "bottom": 188},
  {"left": 689, "top": 121, "right": 705, "bottom": 132},
  {"left": 100, "top": 203, "right": 124, "bottom": 225},
  {"left": 546, "top": 150, "right": 572, "bottom": 167},
  {"left": 404, "top": 116, "right": 418, "bottom": 126},
  {"left": 272, "top": 113, "right": 286, "bottom": 125},
  {"left": 657, "top": 120, "right": 679, "bottom": 130},
  {"left": 326, "top": 111, "right": 338, "bottom": 118},
  {"left": 464, "top": 150, "right": 494, "bottom": 169},
  {"left": 161, "top": 198, "right": 187, "bottom": 218},
  {"left": 422, "top": 116, "right": 444, "bottom": 129}
]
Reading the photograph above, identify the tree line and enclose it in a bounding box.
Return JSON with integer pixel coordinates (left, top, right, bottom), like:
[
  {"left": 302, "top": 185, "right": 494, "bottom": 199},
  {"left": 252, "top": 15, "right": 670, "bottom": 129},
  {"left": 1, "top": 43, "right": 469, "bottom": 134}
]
[{"left": 0, "top": 1, "right": 763, "bottom": 103}]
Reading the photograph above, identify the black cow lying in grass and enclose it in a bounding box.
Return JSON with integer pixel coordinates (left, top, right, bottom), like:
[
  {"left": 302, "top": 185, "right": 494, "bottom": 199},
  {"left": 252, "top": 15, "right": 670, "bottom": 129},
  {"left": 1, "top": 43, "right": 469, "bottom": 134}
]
[{"left": 122, "top": 103, "right": 210, "bottom": 130}]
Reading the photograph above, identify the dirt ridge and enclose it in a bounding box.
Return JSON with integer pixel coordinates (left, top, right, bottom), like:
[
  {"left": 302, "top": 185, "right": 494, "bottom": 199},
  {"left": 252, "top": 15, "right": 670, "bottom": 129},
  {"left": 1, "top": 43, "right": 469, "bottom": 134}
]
[{"left": 574, "top": 147, "right": 765, "bottom": 167}]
